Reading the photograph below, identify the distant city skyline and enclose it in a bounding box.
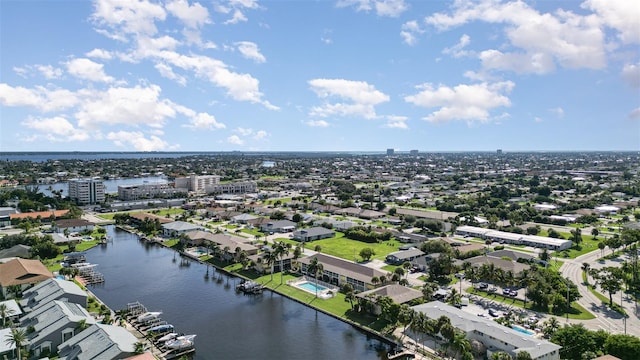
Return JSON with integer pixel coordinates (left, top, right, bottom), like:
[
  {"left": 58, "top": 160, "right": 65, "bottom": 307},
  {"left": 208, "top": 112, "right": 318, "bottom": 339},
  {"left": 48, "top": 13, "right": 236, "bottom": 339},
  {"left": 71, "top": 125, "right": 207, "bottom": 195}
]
[{"left": 1, "top": 0, "right": 638, "bottom": 152}]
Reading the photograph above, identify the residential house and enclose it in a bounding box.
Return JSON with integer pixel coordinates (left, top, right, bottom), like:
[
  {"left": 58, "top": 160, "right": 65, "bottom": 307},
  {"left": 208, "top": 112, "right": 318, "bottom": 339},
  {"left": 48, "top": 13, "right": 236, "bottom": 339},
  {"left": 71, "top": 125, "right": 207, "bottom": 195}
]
[
  {"left": 260, "top": 220, "right": 296, "bottom": 233},
  {"left": 0, "top": 258, "right": 53, "bottom": 298},
  {"left": 409, "top": 302, "right": 561, "bottom": 360},
  {"left": 457, "top": 255, "right": 530, "bottom": 276},
  {"left": 0, "top": 244, "right": 31, "bottom": 259},
  {"left": 455, "top": 225, "right": 572, "bottom": 251},
  {"left": 162, "top": 221, "right": 203, "bottom": 237},
  {"left": 53, "top": 219, "right": 95, "bottom": 234},
  {"left": 293, "top": 227, "right": 335, "bottom": 242},
  {"left": 9, "top": 209, "right": 70, "bottom": 222},
  {"left": 334, "top": 207, "right": 385, "bottom": 219},
  {"left": 21, "top": 300, "right": 97, "bottom": 358},
  {"left": 385, "top": 248, "right": 425, "bottom": 265},
  {"left": 355, "top": 284, "right": 423, "bottom": 314},
  {"left": 0, "top": 299, "right": 22, "bottom": 325},
  {"left": 128, "top": 212, "right": 173, "bottom": 227},
  {"left": 57, "top": 323, "right": 138, "bottom": 360},
  {"left": 0, "top": 328, "right": 16, "bottom": 359},
  {"left": 184, "top": 231, "right": 258, "bottom": 258},
  {"left": 231, "top": 213, "right": 258, "bottom": 224},
  {"left": 298, "top": 253, "right": 388, "bottom": 292},
  {"left": 21, "top": 278, "right": 88, "bottom": 312}
]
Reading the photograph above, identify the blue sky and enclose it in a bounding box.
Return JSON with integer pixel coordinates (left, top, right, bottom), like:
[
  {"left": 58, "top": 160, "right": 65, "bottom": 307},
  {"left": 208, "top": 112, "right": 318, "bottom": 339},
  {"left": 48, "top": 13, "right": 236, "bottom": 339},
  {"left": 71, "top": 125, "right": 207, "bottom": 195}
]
[{"left": 0, "top": 0, "right": 638, "bottom": 152}]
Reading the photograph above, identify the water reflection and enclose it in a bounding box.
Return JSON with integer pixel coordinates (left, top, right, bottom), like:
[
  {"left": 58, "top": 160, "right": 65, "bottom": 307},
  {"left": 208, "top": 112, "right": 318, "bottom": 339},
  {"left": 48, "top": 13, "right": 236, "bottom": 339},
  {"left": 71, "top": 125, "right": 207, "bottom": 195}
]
[{"left": 86, "top": 226, "right": 390, "bottom": 360}]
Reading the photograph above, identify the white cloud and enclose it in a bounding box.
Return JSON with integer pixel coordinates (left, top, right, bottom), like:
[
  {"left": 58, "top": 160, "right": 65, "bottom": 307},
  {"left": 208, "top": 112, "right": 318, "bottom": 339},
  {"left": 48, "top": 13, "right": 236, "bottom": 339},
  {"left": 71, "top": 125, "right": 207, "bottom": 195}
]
[
  {"left": 308, "top": 78, "right": 389, "bottom": 119},
  {"left": 166, "top": 0, "right": 210, "bottom": 28},
  {"left": 582, "top": 0, "right": 640, "bottom": 44},
  {"left": 384, "top": 115, "right": 408, "bottom": 129},
  {"left": 443, "top": 34, "right": 471, "bottom": 58},
  {"left": 227, "top": 135, "right": 244, "bottom": 145},
  {"left": 22, "top": 116, "right": 90, "bottom": 141},
  {"left": 86, "top": 48, "right": 113, "bottom": 60},
  {"left": 36, "top": 65, "right": 63, "bottom": 79},
  {"left": 75, "top": 85, "right": 177, "bottom": 129},
  {"left": 253, "top": 130, "right": 267, "bottom": 139},
  {"left": 337, "top": 0, "right": 408, "bottom": 17},
  {"left": 235, "top": 41, "right": 266, "bottom": 63},
  {"left": 106, "top": 130, "right": 172, "bottom": 151},
  {"left": 622, "top": 62, "right": 640, "bottom": 88},
  {"left": 534, "top": 117, "right": 544, "bottom": 123},
  {"left": 425, "top": 0, "right": 607, "bottom": 73},
  {"left": 306, "top": 120, "right": 330, "bottom": 127},
  {"left": 235, "top": 127, "right": 253, "bottom": 136},
  {"left": 155, "top": 63, "right": 187, "bottom": 85},
  {"left": 0, "top": 84, "right": 78, "bottom": 112},
  {"left": 66, "top": 58, "right": 114, "bottom": 83},
  {"left": 224, "top": 9, "right": 248, "bottom": 24},
  {"left": 91, "top": 0, "right": 167, "bottom": 39},
  {"left": 629, "top": 108, "right": 640, "bottom": 120},
  {"left": 548, "top": 107, "right": 565, "bottom": 118},
  {"left": 400, "top": 20, "right": 424, "bottom": 46},
  {"left": 404, "top": 81, "right": 514, "bottom": 124},
  {"left": 183, "top": 112, "right": 226, "bottom": 130}
]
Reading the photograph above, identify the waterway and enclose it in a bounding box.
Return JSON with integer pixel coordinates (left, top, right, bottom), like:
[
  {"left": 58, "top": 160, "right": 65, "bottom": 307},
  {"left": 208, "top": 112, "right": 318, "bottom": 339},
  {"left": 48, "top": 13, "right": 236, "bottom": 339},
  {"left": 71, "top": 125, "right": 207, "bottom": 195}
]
[{"left": 85, "top": 226, "right": 391, "bottom": 359}]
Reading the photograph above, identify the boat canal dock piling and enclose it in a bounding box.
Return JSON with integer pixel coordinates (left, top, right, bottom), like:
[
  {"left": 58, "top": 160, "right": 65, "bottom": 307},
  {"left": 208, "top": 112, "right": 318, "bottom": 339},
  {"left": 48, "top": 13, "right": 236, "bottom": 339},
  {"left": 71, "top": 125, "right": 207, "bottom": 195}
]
[{"left": 236, "top": 280, "right": 265, "bottom": 294}]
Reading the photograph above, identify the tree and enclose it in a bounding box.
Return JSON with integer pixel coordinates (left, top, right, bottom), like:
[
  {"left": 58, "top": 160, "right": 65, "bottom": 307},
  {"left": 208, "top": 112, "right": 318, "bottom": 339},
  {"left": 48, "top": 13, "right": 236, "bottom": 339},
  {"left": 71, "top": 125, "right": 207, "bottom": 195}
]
[
  {"left": 4, "top": 327, "right": 27, "bottom": 360},
  {"left": 264, "top": 250, "right": 278, "bottom": 282},
  {"left": 604, "top": 334, "right": 640, "bottom": 360},
  {"left": 595, "top": 267, "right": 623, "bottom": 306},
  {"left": 134, "top": 342, "right": 146, "bottom": 354},
  {"left": 0, "top": 303, "right": 15, "bottom": 328},
  {"left": 359, "top": 247, "right": 375, "bottom": 262},
  {"left": 571, "top": 228, "right": 583, "bottom": 245},
  {"left": 591, "top": 228, "right": 599, "bottom": 239},
  {"left": 292, "top": 213, "right": 303, "bottom": 223},
  {"left": 515, "top": 351, "right": 533, "bottom": 360},
  {"left": 582, "top": 263, "right": 591, "bottom": 285},
  {"left": 449, "top": 331, "right": 471, "bottom": 359},
  {"left": 274, "top": 241, "right": 291, "bottom": 284},
  {"left": 491, "top": 351, "right": 513, "bottom": 360},
  {"left": 307, "top": 257, "right": 324, "bottom": 298},
  {"left": 552, "top": 324, "right": 597, "bottom": 360},
  {"left": 598, "top": 241, "right": 606, "bottom": 257}
]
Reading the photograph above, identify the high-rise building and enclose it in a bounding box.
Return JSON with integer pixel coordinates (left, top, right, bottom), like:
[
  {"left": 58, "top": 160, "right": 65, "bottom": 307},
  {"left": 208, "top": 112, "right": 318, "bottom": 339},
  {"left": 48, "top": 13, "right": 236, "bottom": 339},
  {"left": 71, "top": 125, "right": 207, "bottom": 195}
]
[
  {"left": 410, "top": 149, "right": 419, "bottom": 155},
  {"left": 174, "top": 175, "right": 221, "bottom": 192},
  {"left": 386, "top": 148, "right": 395, "bottom": 156},
  {"left": 68, "top": 179, "right": 105, "bottom": 205},
  {"left": 497, "top": 149, "right": 503, "bottom": 155}
]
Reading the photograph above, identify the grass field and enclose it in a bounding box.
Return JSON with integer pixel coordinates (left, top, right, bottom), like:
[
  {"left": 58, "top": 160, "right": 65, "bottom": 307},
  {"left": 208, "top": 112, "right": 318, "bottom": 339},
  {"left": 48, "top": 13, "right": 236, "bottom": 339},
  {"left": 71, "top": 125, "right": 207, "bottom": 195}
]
[{"left": 307, "top": 233, "right": 401, "bottom": 262}]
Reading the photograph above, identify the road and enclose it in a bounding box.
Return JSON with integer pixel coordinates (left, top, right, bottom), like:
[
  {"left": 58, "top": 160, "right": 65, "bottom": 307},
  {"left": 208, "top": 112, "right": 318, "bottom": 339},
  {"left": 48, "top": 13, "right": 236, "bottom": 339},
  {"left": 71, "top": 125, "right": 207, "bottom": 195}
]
[{"left": 559, "top": 250, "right": 639, "bottom": 336}]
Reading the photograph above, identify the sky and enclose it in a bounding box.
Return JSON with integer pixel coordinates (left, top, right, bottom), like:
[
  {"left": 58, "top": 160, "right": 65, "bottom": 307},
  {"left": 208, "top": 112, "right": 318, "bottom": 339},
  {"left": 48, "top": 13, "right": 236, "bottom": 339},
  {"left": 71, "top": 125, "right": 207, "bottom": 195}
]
[{"left": 0, "top": 0, "right": 638, "bottom": 153}]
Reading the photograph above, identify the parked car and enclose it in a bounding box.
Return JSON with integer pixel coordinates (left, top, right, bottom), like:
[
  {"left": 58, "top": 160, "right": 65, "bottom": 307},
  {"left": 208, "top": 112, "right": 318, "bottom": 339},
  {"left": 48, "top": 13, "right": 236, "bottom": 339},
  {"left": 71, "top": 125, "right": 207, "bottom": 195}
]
[
  {"left": 489, "top": 308, "right": 499, "bottom": 317},
  {"left": 488, "top": 286, "right": 497, "bottom": 293},
  {"left": 478, "top": 282, "right": 488, "bottom": 289}
]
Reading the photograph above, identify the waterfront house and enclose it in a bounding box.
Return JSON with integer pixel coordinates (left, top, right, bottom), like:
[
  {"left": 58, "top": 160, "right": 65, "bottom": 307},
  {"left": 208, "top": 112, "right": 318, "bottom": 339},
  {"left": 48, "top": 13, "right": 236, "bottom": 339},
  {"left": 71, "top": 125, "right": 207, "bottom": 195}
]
[
  {"left": 162, "top": 221, "right": 203, "bottom": 237},
  {"left": 249, "top": 251, "right": 297, "bottom": 273},
  {"left": 0, "top": 299, "right": 22, "bottom": 325},
  {"left": 184, "top": 231, "right": 258, "bottom": 257},
  {"left": 298, "top": 253, "right": 388, "bottom": 292},
  {"left": 57, "top": 323, "right": 138, "bottom": 360},
  {"left": 409, "top": 302, "right": 561, "bottom": 360},
  {"left": 128, "top": 212, "right": 173, "bottom": 227},
  {"left": 260, "top": 220, "right": 296, "bottom": 233},
  {"left": 0, "top": 258, "right": 53, "bottom": 298},
  {"left": 0, "top": 328, "right": 16, "bottom": 358},
  {"left": 21, "top": 300, "right": 97, "bottom": 358},
  {"left": 53, "top": 219, "right": 95, "bottom": 234},
  {"left": 355, "top": 284, "right": 423, "bottom": 315},
  {"left": 20, "top": 278, "right": 88, "bottom": 312},
  {"left": 292, "top": 227, "right": 335, "bottom": 242}
]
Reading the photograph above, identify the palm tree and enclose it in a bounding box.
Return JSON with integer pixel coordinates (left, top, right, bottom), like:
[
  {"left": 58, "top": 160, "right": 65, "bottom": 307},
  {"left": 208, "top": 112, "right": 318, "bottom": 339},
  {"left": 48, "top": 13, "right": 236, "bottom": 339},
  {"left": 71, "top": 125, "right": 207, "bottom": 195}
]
[
  {"left": 264, "top": 250, "right": 278, "bottom": 282},
  {"left": 449, "top": 331, "right": 471, "bottom": 359},
  {"left": 0, "top": 304, "right": 16, "bottom": 328},
  {"left": 582, "top": 263, "right": 590, "bottom": 285},
  {"left": 4, "top": 327, "right": 27, "bottom": 360},
  {"left": 307, "top": 257, "right": 324, "bottom": 298},
  {"left": 371, "top": 276, "right": 380, "bottom": 287},
  {"left": 274, "top": 241, "right": 291, "bottom": 284}
]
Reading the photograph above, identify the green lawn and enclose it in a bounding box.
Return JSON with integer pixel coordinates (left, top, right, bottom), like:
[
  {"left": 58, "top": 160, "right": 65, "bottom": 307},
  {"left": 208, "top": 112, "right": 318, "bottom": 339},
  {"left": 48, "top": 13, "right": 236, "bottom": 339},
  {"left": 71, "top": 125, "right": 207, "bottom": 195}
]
[
  {"left": 308, "top": 234, "right": 401, "bottom": 262},
  {"left": 155, "top": 208, "right": 185, "bottom": 216}
]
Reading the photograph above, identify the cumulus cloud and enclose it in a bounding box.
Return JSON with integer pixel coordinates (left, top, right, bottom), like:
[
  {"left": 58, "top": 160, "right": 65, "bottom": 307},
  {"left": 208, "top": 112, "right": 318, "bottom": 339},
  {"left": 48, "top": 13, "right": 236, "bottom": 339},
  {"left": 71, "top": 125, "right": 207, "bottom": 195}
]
[
  {"left": 443, "top": 34, "right": 471, "bottom": 58},
  {"left": 106, "top": 130, "right": 173, "bottom": 151},
  {"left": 308, "top": 78, "right": 389, "bottom": 119},
  {"left": 227, "top": 135, "right": 244, "bottom": 145},
  {"left": 384, "top": 115, "right": 408, "bottom": 129},
  {"left": 166, "top": 0, "right": 210, "bottom": 28},
  {"left": 306, "top": 120, "right": 330, "bottom": 127},
  {"left": 12, "top": 65, "right": 62, "bottom": 79},
  {"left": 155, "top": 63, "right": 187, "bottom": 85},
  {"left": 548, "top": 107, "right": 565, "bottom": 118},
  {"left": 183, "top": 112, "right": 226, "bottom": 130},
  {"left": 425, "top": 0, "right": 607, "bottom": 73},
  {"left": 253, "top": 130, "right": 267, "bottom": 139},
  {"left": 86, "top": 48, "right": 113, "bottom": 60},
  {"left": 235, "top": 41, "right": 266, "bottom": 63},
  {"left": 622, "top": 62, "right": 640, "bottom": 88},
  {"left": 404, "top": 81, "right": 514, "bottom": 124},
  {"left": 22, "top": 116, "right": 90, "bottom": 141},
  {"left": 336, "top": 0, "right": 408, "bottom": 17},
  {"left": 0, "top": 84, "right": 78, "bottom": 112},
  {"left": 400, "top": 20, "right": 424, "bottom": 46},
  {"left": 66, "top": 58, "right": 114, "bottom": 83},
  {"left": 629, "top": 108, "right": 640, "bottom": 120},
  {"left": 91, "top": 0, "right": 167, "bottom": 39},
  {"left": 582, "top": 0, "right": 640, "bottom": 44}
]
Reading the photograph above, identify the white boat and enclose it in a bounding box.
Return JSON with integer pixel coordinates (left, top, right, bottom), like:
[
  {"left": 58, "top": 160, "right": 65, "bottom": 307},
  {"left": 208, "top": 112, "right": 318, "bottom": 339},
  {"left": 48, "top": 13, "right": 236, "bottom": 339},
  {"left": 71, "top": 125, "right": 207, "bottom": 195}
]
[
  {"left": 157, "top": 332, "right": 178, "bottom": 342},
  {"left": 166, "top": 334, "right": 196, "bottom": 350},
  {"left": 137, "top": 311, "right": 162, "bottom": 323},
  {"left": 148, "top": 324, "right": 174, "bottom": 333}
]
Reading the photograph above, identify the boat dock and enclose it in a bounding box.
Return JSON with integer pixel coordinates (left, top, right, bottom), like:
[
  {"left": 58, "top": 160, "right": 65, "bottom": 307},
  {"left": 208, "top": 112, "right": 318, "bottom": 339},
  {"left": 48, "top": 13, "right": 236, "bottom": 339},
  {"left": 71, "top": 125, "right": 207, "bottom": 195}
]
[
  {"left": 123, "top": 302, "right": 196, "bottom": 360},
  {"left": 236, "top": 280, "right": 265, "bottom": 294}
]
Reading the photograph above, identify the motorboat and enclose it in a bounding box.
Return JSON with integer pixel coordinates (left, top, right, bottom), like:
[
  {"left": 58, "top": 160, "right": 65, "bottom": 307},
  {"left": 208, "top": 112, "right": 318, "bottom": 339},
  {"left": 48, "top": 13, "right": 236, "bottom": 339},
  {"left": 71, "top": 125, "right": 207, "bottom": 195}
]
[
  {"left": 148, "top": 324, "right": 174, "bottom": 333},
  {"left": 137, "top": 311, "right": 162, "bottom": 323},
  {"left": 166, "top": 334, "right": 196, "bottom": 350},
  {"left": 157, "top": 332, "right": 178, "bottom": 342}
]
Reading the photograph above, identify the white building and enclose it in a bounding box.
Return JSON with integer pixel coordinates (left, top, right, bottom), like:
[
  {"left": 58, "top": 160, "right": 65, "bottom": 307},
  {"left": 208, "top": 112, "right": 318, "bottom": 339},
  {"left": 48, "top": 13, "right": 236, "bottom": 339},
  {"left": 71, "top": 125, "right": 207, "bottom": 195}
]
[
  {"left": 207, "top": 181, "right": 257, "bottom": 194},
  {"left": 410, "top": 302, "right": 561, "bottom": 360},
  {"left": 456, "top": 225, "right": 572, "bottom": 250},
  {"left": 175, "top": 175, "right": 221, "bottom": 192},
  {"left": 68, "top": 179, "right": 105, "bottom": 205},
  {"left": 118, "top": 182, "right": 185, "bottom": 200}
]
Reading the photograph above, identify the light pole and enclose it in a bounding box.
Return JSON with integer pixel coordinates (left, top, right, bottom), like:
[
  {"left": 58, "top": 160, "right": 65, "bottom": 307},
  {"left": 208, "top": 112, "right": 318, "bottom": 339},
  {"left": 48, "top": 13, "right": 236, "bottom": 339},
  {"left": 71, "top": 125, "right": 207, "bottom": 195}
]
[{"left": 566, "top": 278, "right": 570, "bottom": 323}]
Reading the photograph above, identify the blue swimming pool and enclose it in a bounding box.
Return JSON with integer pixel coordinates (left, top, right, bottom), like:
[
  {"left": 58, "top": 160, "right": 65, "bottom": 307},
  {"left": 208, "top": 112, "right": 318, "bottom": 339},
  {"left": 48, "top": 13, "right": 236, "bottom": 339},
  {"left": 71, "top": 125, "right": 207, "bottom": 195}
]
[
  {"left": 297, "top": 281, "right": 327, "bottom": 293},
  {"left": 511, "top": 325, "right": 534, "bottom": 336}
]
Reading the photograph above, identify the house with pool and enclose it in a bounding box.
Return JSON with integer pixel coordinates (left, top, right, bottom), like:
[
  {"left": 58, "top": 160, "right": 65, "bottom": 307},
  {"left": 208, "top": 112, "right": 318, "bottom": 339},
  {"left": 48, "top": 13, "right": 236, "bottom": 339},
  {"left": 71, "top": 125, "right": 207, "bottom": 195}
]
[{"left": 298, "top": 253, "right": 388, "bottom": 292}]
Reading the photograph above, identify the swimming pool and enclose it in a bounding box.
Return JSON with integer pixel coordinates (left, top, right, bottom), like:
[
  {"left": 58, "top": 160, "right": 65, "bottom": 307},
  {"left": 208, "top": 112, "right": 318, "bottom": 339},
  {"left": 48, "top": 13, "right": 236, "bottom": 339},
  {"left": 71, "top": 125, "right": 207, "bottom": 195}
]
[
  {"left": 296, "top": 281, "right": 327, "bottom": 293},
  {"left": 511, "top": 325, "right": 534, "bottom": 336}
]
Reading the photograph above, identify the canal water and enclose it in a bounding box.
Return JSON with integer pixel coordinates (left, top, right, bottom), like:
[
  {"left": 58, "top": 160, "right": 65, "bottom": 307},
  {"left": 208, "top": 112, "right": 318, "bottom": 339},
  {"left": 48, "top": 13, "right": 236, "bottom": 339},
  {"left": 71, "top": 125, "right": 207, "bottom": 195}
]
[{"left": 86, "top": 226, "right": 391, "bottom": 359}]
